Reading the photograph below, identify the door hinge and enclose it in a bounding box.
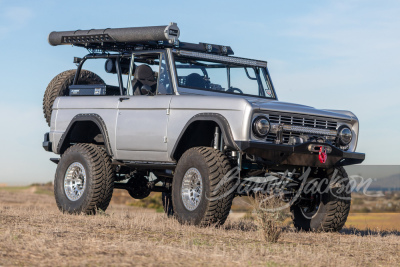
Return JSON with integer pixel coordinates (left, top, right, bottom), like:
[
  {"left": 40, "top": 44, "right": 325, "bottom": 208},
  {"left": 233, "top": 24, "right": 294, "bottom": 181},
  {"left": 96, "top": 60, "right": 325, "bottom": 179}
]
[
  {"left": 166, "top": 108, "right": 170, "bottom": 115},
  {"left": 163, "top": 136, "right": 168, "bottom": 143}
]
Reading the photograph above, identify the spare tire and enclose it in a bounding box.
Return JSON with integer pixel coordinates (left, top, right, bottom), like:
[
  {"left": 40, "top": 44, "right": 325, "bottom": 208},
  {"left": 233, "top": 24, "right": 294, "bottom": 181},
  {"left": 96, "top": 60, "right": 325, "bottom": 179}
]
[{"left": 43, "top": 69, "right": 104, "bottom": 126}]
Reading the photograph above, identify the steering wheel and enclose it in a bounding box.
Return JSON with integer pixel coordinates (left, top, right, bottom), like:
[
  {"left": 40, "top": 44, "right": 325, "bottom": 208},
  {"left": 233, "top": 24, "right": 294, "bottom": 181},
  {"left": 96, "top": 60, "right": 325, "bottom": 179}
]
[{"left": 227, "top": 87, "right": 243, "bottom": 94}]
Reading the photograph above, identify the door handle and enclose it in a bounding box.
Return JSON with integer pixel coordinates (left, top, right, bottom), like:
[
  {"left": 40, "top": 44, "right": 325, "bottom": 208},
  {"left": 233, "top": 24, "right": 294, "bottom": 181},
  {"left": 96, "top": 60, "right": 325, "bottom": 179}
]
[{"left": 119, "top": 97, "right": 130, "bottom": 102}]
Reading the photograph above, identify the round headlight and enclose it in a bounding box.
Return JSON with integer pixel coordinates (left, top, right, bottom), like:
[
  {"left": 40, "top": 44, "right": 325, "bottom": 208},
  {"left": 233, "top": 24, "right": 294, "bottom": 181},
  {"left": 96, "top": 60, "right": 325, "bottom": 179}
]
[
  {"left": 253, "top": 116, "right": 270, "bottom": 138},
  {"left": 338, "top": 126, "right": 353, "bottom": 145}
]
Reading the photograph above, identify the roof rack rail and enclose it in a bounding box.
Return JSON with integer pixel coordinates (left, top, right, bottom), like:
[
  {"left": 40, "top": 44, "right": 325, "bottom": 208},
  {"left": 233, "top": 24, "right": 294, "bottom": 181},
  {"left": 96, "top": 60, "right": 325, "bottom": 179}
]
[{"left": 48, "top": 23, "right": 234, "bottom": 55}]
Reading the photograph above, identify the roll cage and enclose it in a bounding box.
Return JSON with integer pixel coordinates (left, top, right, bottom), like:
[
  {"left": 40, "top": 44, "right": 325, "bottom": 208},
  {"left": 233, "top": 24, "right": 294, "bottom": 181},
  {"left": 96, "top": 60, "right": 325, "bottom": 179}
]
[
  {"left": 172, "top": 54, "right": 276, "bottom": 99},
  {"left": 72, "top": 49, "right": 277, "bottom": 99}
]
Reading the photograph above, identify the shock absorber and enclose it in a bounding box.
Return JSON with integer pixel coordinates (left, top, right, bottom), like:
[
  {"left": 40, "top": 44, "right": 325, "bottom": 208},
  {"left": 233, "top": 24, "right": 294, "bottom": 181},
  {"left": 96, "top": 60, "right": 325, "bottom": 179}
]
[{"left": 214, "top": 126, "right": 220, "bottom": 150}]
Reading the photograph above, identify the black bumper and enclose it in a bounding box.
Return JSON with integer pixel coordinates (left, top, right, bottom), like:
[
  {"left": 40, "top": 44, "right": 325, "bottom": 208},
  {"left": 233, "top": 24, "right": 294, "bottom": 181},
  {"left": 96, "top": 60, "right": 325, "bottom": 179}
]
[
  {"left": 236, "top": 141, "right": 365, "bottom": 167},
  {"left": 42, "top": 132, "right": 52, "bottom": 152}
]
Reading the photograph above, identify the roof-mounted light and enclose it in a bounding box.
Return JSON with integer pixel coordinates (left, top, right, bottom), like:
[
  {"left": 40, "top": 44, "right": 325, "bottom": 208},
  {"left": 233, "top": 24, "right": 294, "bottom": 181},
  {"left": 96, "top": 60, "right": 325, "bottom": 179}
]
[{"left": 178, "top": 50, "right": 268, "bottom": 67}]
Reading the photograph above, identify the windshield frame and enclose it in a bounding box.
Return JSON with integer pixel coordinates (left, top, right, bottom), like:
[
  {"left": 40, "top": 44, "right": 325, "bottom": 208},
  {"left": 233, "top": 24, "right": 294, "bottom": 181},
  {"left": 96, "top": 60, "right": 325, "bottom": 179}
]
[{"left": 172, "top": 50, "right": 278, "bottom": 100}]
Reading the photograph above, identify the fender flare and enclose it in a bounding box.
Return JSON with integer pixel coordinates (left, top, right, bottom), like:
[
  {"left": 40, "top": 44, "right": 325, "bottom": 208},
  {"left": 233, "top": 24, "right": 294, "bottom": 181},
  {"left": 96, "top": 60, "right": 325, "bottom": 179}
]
[
  {"left": 170, "top": 113, "right": 239, "bottom": 160},
  {"left": 56, "top": 113, "right": 113, "bottom": 156}
]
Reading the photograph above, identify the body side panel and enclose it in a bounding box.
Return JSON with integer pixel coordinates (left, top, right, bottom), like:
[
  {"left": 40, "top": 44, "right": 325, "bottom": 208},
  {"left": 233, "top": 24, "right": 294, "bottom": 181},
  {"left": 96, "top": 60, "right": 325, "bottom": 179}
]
[
  {"left": 115, "top": 95, "right": 172, "bottom": 160},
  {"left": 50, "top": 96, "right": 120, "bottom": 155},
  {"left": 167, "top": 95, "right": 252, "bottom": 159}
]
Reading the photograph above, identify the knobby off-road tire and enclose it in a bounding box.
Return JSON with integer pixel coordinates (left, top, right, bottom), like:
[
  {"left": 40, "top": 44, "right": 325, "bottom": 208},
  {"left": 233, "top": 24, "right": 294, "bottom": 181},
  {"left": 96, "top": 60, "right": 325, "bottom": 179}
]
[
  {"left": 43, "top": 69, "right": 104, "bottom": 126},
  {"left": 54, "top": 143, "right": 114, "bottom": 214},
  {"left": 95, "top": 147, "right": 115, "bottom": 211},
  {"left": 172, "top": 147, "right": 235, "bottom": 226},
  {"left": 290, "top": 167, "right": 351, "bottom": 232}
]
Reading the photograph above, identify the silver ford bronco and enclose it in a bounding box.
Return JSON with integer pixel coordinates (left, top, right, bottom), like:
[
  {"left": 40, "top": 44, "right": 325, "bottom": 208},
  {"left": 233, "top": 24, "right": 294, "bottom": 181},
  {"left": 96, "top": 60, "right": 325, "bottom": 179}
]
[{"left": 43, "top": 23, "right": 365, "bottom": 231}]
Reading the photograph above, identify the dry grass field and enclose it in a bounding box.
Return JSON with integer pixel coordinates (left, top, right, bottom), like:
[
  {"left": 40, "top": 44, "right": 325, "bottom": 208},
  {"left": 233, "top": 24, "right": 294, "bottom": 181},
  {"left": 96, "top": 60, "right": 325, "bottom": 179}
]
[
  {"left": 231, "top": 193, "right": 400, "bottom": 231},
  {"left": 345, "top": 213, "right": 400, "bottom": 231},
  {"left": 1, "top": 186, "right": 400, "bottom": 266}
]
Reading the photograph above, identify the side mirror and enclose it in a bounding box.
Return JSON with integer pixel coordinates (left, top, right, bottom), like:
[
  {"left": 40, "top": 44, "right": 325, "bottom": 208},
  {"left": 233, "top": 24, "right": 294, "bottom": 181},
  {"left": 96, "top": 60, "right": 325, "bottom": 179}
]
[
  {"left": 73, "top": 57, "right": 82, "bottom": 64},
  {"left": 141, "top": 84, "right": 154, "bottom": 96},
  {"left": 104, "top": 58, "right": 117, "bottom": 73}
]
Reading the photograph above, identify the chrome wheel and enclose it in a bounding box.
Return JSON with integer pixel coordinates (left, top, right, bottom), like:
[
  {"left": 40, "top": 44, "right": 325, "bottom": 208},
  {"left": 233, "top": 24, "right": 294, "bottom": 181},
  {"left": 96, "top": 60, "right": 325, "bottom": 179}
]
[
  {"left": 64, "top": 162, "right": 87, "bottom": 201},
  {"left": 299, "top": 194, "right": 321, "bottom": 219},
  {"left": 181, "top": 167, "right": 203, "bottom": 211},
  {"left": 300, "top": 205, "right": 320, "bottom": 219}
]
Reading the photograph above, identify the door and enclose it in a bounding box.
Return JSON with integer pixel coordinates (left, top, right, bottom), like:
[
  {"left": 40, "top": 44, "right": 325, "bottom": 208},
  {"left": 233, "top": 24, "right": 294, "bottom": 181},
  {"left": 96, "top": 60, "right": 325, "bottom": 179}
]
[{"left": 115, "top": 52, "right": 173, "bottom": 161}]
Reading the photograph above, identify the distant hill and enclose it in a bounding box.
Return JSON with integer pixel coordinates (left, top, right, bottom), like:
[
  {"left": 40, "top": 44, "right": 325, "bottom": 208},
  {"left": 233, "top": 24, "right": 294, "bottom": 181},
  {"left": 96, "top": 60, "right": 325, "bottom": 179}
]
[
  {"left": 345, "top": 165, "right": 400, "bottom": 191},
  {"left": 367, "top": 174, "right": 400, "bottom": 191}
]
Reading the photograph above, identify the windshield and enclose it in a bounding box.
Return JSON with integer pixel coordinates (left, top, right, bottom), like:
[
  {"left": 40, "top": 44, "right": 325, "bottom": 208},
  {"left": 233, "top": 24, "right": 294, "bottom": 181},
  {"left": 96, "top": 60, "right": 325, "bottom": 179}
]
[{"left": 174, "top": 54, "right": 275, "bottom": 98}]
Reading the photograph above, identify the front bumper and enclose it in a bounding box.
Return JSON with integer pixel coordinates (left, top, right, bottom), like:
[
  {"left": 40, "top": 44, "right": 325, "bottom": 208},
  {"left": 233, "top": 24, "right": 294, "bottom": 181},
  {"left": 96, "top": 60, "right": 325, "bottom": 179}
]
[{"left": 236, "top": 141, "right": 365, "bottom": 167}]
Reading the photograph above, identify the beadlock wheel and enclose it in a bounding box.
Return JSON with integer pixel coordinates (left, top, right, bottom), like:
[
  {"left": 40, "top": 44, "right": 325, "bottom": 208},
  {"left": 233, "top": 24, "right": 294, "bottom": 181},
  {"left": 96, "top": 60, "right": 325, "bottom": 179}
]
[
  {"left": 299, "top": 200, "right": 321, "bottom": 219},
  {"left": 64, "top": 162, "right": 87, "bottom": 201},
  {"left": 181, "top": 167, "right": 203, "bottom": 211}
]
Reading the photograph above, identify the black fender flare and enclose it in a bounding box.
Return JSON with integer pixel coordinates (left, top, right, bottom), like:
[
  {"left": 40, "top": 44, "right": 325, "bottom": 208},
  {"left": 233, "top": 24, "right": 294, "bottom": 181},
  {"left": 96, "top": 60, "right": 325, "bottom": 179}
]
[
  {"left": 170, "top": 113, "right": 239, "bottom": 160},
  {"left": 56, "top": 113, "right": 113, "bottom": 156}
]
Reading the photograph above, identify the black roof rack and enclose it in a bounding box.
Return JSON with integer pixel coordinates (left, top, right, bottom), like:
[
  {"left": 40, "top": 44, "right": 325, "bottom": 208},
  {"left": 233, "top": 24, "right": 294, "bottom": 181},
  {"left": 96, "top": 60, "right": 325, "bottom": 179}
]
[{"left": 48, "top": 23, "right": 234, "bottom": 55}]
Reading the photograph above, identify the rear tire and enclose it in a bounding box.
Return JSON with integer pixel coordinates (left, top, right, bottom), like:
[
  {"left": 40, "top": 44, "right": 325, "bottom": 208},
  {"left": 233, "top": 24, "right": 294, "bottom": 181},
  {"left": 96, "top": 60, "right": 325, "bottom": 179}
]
[
  {"left": 43, "top": 69, "right": 104, "bottom": 126},
  {"left": 290, "top": 167, "right": 351, "bottom": 232},
  {"left": 54, "top": 144, "right": 114, "bottom": 214},
  {"left": 172, "top": 147, "right": 235, "bottom": 226}
]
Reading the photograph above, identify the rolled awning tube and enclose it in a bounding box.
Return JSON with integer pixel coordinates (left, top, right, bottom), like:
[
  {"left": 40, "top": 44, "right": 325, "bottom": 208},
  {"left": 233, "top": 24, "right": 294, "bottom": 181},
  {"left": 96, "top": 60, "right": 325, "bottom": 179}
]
[{"left": 48, "top": 22, "right": 180, "bottom": 46}]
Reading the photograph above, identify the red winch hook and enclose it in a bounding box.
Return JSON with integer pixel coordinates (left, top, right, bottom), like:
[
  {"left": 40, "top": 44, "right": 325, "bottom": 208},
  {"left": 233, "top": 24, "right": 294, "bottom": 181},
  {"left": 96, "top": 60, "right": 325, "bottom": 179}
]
[{"left": 319, "top": 146, "right": 327, "bottom": 164}]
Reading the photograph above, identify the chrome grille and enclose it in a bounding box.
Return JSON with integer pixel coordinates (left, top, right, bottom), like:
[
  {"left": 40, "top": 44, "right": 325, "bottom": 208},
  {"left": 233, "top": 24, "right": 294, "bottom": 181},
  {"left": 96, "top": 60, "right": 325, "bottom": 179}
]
[
  {"left": 266, "top": 114, "right": 338, "bottom": 145},
  {"left": 268, "top": 114, "right": 337, "bottom": 130}
]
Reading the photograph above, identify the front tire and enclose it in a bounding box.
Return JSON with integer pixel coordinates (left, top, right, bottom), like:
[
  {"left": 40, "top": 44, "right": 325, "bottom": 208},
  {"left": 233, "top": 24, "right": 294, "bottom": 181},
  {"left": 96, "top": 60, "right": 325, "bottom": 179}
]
[
  {"left": 54, "top": 144, "right": 114, "bottom": 214},
  {"left": 172, "top": 147, "right": 235, "bottom": 226},
  {"left": 290, "top": 167, "right": 351, "bottom": 232}
]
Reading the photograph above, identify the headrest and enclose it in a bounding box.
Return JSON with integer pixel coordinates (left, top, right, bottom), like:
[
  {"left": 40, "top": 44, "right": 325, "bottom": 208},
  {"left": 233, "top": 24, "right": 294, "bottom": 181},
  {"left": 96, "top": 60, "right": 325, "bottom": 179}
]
[
  {"left": 134, "top": 65, "right": 156, "bottom": 86},
  {"left": 186, "top": 73, "right": 206, "bottom": 88}
]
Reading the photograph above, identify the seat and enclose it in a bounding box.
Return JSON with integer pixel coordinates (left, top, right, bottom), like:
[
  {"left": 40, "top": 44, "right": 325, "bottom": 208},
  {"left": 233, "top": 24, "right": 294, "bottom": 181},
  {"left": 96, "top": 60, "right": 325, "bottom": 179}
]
[
  {"left": 131, "top": 65, "right": 157, "bottom": 95},
  {"left": 186, "top": 73, "right": 206, "bottom": 88}
]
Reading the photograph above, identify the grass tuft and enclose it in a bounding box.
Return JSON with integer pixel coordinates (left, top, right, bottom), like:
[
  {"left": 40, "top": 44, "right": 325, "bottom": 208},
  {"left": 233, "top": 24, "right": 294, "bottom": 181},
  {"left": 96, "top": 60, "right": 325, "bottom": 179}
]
[{"left": 250, "top": 193, "right": 290, "bottom": 243}]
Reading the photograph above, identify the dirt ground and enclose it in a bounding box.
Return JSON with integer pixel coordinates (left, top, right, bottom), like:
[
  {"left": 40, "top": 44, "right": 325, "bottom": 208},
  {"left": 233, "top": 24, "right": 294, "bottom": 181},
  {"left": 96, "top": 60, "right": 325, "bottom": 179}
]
[{"left": 0, "top": 188, "right": 399, "bottom": 266}]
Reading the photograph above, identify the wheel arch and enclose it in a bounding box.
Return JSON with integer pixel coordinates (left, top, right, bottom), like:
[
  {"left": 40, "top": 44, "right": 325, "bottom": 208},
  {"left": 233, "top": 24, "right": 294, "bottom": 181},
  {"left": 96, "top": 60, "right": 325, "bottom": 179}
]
[
  {"left": 171, "top": 113, "right": 239, "bottom": 161},
  {"left": 56, "top": 113, "right": 113, "bottom": 156}
]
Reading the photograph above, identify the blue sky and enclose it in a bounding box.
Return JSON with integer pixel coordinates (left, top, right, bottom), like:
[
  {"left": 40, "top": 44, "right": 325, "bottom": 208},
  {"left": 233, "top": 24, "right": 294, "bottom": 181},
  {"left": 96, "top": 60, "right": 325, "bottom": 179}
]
[{"left": 0, "top": 0, "right": 399, "bottom": 185}]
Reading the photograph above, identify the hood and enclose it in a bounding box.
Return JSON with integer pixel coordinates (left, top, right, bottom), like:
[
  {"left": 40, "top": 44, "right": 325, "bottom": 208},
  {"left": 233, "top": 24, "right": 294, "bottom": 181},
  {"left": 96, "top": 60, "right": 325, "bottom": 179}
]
[{"left": 247, "top": 98, "right": 355, "bottom": 121}]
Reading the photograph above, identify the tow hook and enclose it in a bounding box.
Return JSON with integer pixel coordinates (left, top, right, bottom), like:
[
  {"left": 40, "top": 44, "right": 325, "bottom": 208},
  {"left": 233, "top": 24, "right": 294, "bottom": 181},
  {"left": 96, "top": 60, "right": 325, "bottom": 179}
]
[{"left": 319, "top": 146, "right": 327, "bottom": 164}]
